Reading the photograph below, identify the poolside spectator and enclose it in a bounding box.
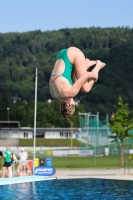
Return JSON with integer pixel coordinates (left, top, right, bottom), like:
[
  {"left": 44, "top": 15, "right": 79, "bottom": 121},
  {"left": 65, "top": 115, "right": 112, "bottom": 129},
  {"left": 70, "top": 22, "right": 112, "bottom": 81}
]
[
  {"left": 9, "top": 152, "right": 18, "bottom": 177},
  {"left": 19, "top": 148, "right": 28, "bottom": 161},
  {"left": 11, "top": 152, "right": 18, "bottom": 165},
  {"left": 1, "top": 145, "right": 12, "bottom": 178}
]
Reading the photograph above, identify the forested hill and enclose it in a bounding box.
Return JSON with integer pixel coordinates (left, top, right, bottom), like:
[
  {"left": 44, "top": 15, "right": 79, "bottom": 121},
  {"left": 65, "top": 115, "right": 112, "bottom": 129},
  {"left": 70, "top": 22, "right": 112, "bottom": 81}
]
[{"left": 0, "top": 27, "right": 133, "bottom": 126}]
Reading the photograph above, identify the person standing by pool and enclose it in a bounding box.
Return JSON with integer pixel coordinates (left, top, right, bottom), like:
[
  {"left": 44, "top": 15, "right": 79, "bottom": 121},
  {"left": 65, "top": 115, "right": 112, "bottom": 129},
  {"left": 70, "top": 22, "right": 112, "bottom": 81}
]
[
  {"left": 17, "top": 148, "right": 29, "bottom": 176},
  {"left": 10, "top": 152, "right": 18, "bottom": 165},
  {"left": 1, "top": 145, "right": 12, "bottom": 178},
  {"left": 49, "top": 46, "right": 106, "bottom": 119},
  {"left": 19, "top": 148, "right": 28, "bottom": 161}
]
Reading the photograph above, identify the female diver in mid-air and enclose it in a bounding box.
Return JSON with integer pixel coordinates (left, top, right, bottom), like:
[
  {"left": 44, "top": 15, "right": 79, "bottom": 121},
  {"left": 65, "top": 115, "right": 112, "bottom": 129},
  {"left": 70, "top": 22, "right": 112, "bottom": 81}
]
[{"left": 49, "top": 46, "right": 106, "bottom": 118}]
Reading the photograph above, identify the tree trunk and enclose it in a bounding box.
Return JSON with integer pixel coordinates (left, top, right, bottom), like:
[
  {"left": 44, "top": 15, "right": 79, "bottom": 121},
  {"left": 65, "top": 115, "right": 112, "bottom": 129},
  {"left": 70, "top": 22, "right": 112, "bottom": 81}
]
[{"left": 119, "top": 145, "right": 124, "bottom": 167}]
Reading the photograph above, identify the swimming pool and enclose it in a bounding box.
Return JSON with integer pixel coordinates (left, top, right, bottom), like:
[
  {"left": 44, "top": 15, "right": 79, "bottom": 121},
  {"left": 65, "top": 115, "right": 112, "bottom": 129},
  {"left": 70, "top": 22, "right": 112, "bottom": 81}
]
[{"left": 0, "top": 178, "right": 133, "bottom": 200}]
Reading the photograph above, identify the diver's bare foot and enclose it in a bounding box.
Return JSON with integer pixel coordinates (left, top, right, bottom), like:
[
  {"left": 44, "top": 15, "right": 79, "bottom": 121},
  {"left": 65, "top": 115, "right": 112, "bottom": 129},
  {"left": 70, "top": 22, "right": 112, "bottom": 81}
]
[
  {"left": 96, "top": 60, "right": 106, "bottom": 69},
  {"left": 86, "top": 58, "right": 96, "bottom": 69}
]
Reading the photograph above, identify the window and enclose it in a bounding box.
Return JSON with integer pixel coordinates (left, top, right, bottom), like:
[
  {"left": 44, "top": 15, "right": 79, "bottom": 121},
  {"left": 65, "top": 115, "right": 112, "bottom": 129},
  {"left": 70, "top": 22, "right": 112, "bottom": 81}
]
[
  {"left": 60, "top": 132, "right": 63, "bottom": 137},
  {"left": 3, "top": 132, "right": 8, "bottom": 134},
  {"left": 60, "top": 132, "right": 68, "bottom": 138},
  {"left": 32, "top": 132, "right": 44, "bottom": 138},
  {"left": 24, "top": 132, "right": 28, "bottom": 138}
]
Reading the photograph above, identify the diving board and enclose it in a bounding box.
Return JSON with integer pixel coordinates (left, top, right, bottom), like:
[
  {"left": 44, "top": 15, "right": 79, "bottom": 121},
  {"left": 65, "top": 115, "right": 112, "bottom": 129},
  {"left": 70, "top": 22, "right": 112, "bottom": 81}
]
[{"left": 0, "top": 175, "right": 57, "bottom": 186}]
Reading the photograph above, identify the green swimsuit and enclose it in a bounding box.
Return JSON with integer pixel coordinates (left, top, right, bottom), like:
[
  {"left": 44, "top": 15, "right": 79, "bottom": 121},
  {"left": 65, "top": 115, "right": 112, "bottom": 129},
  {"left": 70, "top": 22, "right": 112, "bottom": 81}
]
[{"left": 51, "top": 49, "right": 74, "bottom": 99}]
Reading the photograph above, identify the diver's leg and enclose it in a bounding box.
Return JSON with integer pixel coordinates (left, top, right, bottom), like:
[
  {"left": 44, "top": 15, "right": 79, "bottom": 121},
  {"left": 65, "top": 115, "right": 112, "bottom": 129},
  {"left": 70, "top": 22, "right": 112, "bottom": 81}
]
[{"left": 69, "top": 47, "right": 105, "bottom": 92}]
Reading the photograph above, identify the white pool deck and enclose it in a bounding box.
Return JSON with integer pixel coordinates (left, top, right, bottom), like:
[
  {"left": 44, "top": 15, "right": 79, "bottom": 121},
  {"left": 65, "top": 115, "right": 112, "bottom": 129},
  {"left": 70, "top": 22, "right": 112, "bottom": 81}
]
[{"left": 55, "top": 168, "right": 133, "bottom": 181}]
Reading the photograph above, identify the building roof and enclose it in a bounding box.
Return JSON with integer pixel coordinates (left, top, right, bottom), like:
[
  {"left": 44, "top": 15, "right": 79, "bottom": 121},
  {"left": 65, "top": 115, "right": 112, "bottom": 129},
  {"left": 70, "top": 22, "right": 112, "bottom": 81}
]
[
  {"left": 20, "top": 127, "right": 80, "bottom": 132},
  {"left": 0, "top": 121, "right": 20, "bottom": 129},
  {"left": 0, "top": 121, "right": 80, "bottom": 132}
]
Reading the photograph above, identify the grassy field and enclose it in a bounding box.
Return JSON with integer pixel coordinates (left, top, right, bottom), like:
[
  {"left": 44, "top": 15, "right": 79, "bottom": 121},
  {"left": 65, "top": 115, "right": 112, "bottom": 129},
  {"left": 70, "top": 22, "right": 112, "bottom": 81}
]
[
  {"left": 52, "top": 155, "right": 125, "bottom": 169},
  {"left": 19, "top": 139, "right": 81, "bottom": 147},
  {"left": 1, "top": 155, "right": 133, "bottom": 170}
]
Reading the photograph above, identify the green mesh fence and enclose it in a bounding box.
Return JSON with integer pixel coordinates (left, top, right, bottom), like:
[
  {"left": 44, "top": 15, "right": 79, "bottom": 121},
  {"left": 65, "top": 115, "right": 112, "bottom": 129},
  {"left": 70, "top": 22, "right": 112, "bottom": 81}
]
[
  {"left": 79, "top": 114, "right": 133, "bottom": 156},
  {"left": 79, "top": 114, "right": 110, "bottom": 155}
]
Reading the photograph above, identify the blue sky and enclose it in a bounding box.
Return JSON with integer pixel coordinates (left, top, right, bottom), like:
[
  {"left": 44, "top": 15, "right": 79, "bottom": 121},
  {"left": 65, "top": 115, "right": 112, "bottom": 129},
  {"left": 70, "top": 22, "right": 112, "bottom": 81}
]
[{"left": 0, "top": 0, "right": 133, "bottom": 33}]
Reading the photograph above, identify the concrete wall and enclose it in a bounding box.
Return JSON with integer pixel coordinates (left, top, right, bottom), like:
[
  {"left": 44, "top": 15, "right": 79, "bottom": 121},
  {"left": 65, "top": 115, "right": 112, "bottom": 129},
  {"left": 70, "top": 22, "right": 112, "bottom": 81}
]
[
  {"left": 45, "top": 132, "right": 60, "bottom": 139},
  {"left": 0, "top": 130, "right": 33, "bottom": 139},
  {"left": 0, "top": 138, "right": 19, "bottom": 147}
]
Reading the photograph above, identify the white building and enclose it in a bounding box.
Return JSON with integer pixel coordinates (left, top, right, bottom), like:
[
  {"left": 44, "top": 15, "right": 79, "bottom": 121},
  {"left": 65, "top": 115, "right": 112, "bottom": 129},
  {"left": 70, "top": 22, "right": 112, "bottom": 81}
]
[{"left": 0, "top": 121, "right": 80, "bottom": 139}]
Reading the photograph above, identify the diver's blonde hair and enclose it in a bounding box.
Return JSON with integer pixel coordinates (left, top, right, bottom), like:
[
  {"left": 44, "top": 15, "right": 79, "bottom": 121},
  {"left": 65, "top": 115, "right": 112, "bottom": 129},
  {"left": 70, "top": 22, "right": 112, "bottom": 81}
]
[{"left": 60, "top": 103, "right": 75, "bottom": 118}]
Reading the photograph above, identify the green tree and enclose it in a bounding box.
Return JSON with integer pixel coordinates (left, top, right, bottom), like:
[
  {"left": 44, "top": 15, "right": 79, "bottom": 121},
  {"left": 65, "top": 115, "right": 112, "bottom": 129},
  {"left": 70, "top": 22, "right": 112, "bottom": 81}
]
[
  {"left": 1, "top": 28, "right": 133, "bottom": 122},
  {"left": 0, "top": 88, "right": 14, "bottom": 120},
  {"left": 108, "top": 96, "right": 133, "bottom": 167}
]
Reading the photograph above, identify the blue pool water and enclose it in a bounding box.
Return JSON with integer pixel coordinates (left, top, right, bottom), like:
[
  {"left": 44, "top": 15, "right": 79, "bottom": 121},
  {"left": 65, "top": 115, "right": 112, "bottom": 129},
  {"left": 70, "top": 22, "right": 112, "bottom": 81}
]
[{"left": 0, "top": 178, "right": 133, "bottom": 200}]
